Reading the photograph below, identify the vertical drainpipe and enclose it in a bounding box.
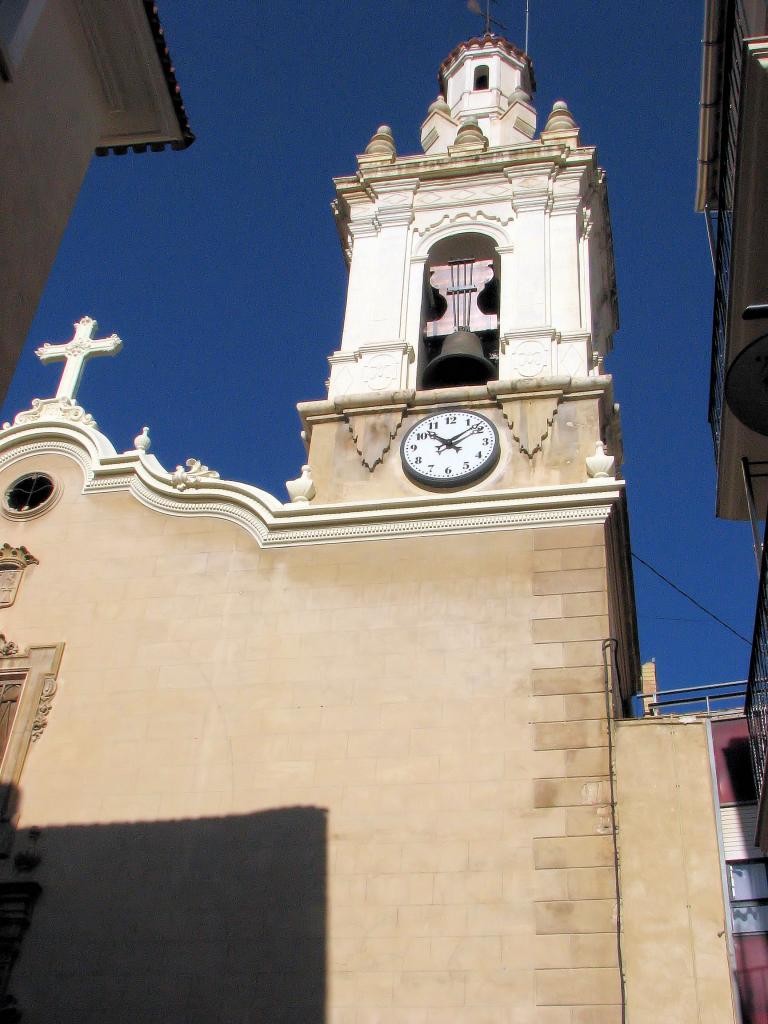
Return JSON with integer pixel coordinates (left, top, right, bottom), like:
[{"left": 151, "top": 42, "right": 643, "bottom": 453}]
[{"left": 601, "top": 637, "right": 626, "bottom": 1023}]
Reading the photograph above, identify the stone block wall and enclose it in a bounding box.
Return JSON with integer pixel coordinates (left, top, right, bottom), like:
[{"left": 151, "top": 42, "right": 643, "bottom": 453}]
[{"left": 0, "top": 453, "right": 632, "bottom": 1021}]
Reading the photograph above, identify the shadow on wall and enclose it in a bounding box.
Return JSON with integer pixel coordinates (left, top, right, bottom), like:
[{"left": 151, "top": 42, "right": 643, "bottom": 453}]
[{"left": 1, "top": 803, "right": 327, "bottom": 1024}]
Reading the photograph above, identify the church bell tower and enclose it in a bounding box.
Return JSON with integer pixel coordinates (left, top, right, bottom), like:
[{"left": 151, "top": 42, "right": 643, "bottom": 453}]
[
  {"left": 293, "top": 35, "right": 639, "bottom": 1018},
  {"left": 301, "top": 33, "right": 621, "bottom": 506}
]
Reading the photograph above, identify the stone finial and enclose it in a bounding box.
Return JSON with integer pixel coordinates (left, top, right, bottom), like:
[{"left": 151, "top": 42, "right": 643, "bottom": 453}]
[
  {"left": 508, "top": 87, "right": 532, "bottom": 104},
  {"left": 286, "top": 465, "right": 316, "bottom": 504},
  {"left": 586, "top": 440, "right": 615, "bottom": 479},
  {"left": 428, "top": 95, "right": 451, "bottom": 116},
  {"left": 450, "top": 117, "right": 489, "bottom": 153},
  {"left": 364, "top": 125, "right": 397, "bottom": 159},
  {"left": 543, "top": 99, "right": 578, "bottom": 133},
  {"left": 133, "top": 426, "right": 151, "bottom": 452}
]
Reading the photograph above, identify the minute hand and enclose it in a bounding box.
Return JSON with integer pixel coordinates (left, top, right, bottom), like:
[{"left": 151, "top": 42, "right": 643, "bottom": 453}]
[{"left": 444, "top": 424, "right": 484, "bottom": 447}]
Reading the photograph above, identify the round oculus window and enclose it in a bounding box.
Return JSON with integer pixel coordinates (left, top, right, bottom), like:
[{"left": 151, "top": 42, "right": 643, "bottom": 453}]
[{"left": 4, "top": 473, "right": 57, "bottom": 517}]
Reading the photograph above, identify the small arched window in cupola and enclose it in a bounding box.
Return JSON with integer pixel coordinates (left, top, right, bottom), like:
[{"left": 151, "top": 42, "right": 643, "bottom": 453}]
[{"left": 473, "top": 65, "right": 490, "bottom": 90}]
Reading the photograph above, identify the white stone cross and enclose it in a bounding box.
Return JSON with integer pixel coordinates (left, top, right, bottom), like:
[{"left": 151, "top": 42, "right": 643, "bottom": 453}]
[{"left": 35, "top": 316, "right": 122, "bottom": 401}]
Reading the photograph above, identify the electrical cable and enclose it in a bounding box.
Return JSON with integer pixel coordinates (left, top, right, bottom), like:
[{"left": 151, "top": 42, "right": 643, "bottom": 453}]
[{"left": 631, "top": 551, "right": 750, "bottom": 646}]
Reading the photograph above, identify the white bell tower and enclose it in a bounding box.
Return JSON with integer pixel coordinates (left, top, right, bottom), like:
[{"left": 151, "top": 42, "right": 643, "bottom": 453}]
[{"left": 327, "top": 33, "right": 617, "bottom": 401}]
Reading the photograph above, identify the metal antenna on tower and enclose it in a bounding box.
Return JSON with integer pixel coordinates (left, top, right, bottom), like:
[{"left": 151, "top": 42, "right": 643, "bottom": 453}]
[{"left": 525, "top": 0, "right": 530, "bottom": 52}]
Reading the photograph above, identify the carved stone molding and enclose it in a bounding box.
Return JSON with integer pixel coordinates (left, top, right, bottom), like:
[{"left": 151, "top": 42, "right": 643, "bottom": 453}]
[
  {"left": 0, "top": 549, "right": 38, "bottom": 610},
  {"left": 497, "top": 393, "right": 562, "bottom": 459},
  {"left": 346, "top": 408, "right": 407, "bottom": 472},
  {"left": 0, "top": 639, "right": 17, "bottom": 658},
  {"left": 30, "top": 675, "right": 57, "bottom": 743},
  {"left": 0, "top": 644, "right": 63, "bottom": 798}
]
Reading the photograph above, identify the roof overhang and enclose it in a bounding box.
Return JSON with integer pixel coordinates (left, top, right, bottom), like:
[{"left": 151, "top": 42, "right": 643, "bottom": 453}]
[
  {"left": 85, "top": 0, "right": 194, "bottom": 156},
  {"left": 696, "top": 0, "right": 725, "bottom": 211}
]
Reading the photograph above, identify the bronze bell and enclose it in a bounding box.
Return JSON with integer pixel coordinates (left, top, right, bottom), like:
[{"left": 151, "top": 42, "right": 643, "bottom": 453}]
[{"left": 422, "top": 330, "right": 497, "bottom": 390}]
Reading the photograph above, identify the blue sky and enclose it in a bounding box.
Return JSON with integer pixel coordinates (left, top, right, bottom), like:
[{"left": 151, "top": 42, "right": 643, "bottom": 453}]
[{"left": 2, "top": 1, "right": 755, "bottom": 690}]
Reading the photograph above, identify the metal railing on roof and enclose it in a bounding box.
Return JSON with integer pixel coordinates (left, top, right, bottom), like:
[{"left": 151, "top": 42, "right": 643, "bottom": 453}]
[
  {"left": 709, "top": 0, "right": 747, "bottom": 459},
  {"left": 645, "top": 680, "right": 746, "bottom": 716}
]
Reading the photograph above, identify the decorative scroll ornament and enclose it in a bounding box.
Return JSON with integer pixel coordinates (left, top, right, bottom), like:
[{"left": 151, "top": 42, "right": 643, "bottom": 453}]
[
  {"left": 171, "top": 459, "right": 220, "bottom": 491},
  {"left": 346, "top": 408, "right": 406, "bottom": 472},
  {"left": 31, "top": 675, "right": 57, "bottom": 741},
  {"left": 586, "top": 440, "right": 615, "bottom": 479},
  {"left": 3, "top": 397, "right": 97, "bottom": 431},
  {"left": 0, "top": 636, "right": 19, "bottom": 657},
  {"left": 497, "top": 394, "right": 562, "bottom": 459},
  {"left": 285, "top": 465, "right": 316, "bottom": 504}
]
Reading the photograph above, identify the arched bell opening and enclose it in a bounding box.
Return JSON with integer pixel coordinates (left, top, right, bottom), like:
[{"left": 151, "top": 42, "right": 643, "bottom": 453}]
[{"left": 419, "top": 232, "right": 500, "bottom": 391}]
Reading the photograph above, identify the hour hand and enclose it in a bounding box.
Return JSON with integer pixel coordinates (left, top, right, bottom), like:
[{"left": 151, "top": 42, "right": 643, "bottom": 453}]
[{"left": 426, "top": 430, "right": 460, "bottom": 451}]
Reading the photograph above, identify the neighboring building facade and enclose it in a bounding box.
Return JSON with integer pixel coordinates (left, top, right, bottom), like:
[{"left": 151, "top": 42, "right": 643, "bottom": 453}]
[
  {"left": 695, "top": 0, "right": 768, "bottom": 844},
  {"left": 0, "top": 31, "right": 745, "bottom": 1022},
  {"left": 0, "top": 0, "right": 193, "bottom": 405}
]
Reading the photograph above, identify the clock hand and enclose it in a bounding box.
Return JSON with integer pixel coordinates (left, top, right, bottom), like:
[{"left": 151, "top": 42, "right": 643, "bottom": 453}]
[
  {"left": 425, "top": 430, "right": 461, "bottom": 452},
  {"left": 445, "top": 424, "right": 484, "bottom": 446}
]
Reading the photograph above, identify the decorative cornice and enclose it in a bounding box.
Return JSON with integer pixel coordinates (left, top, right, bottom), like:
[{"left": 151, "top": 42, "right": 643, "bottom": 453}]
[{"left": 0, "top": 392, "right": 624, "bottom": 548}]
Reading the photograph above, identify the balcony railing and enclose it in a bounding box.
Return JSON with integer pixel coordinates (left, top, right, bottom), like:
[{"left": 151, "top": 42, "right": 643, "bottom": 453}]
[
  {"left": 746, "top": 515, "right": 768, "bottom": 796},
  {"left": 709, "top": 0, "right": 747, "bottom": 458}
]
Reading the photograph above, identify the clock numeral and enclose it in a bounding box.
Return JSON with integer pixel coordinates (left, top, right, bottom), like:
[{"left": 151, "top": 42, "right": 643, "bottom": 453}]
[
  {"left": 428, "top": 465, "right": 434, "bottom": 471},
  {"left": 446, "top": 414, "right": 457, "bottom": 424},
  {"left": 416, "top": 432, "right": 427, "bottom": 440},
  {"left": 483, "top": 438, "right": 490, "bottom": 446},
  {"left": 414, "top": 457, "right": 422, "bottom": 465},
  {"left": 410, "top": 444, "right": 417, "bottom": 450},
  {"left": 444, "top": 467, "right": 452, "bottom": 475},
  {"left": 463, "top": 461, "right": 470, "bottom": 471}
]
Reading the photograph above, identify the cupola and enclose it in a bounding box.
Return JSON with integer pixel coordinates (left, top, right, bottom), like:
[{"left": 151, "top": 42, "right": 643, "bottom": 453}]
[{"left": 421, "top": 34, "right": 537, "bottom": 152}]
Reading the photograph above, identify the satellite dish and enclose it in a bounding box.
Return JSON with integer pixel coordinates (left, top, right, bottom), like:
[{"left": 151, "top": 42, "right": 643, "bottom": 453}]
[{"left": 724, "top": 332, "right": 768, "bottom": 436}]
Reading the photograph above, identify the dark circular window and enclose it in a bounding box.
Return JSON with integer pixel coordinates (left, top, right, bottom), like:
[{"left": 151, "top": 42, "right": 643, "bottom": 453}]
[{"left": 4, "top": 473, "right": 55, "bottom": 514}]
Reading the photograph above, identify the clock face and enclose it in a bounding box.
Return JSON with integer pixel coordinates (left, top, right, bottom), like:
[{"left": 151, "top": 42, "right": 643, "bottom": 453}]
[{"left": 401, "top": 410, "right": 500, "bottom": 488}]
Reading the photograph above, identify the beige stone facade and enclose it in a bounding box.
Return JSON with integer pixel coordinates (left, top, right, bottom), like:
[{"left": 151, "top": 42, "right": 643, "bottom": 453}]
[{"left": 0, "top": 443, "right": 637, "bottom": 1021}]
